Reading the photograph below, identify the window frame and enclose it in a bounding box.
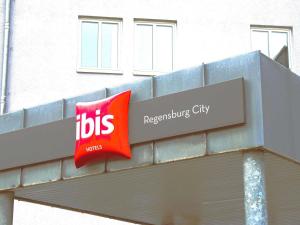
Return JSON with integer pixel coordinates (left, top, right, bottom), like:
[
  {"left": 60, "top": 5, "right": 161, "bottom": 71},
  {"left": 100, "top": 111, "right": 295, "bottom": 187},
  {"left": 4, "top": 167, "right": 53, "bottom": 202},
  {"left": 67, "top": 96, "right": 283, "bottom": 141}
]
[
  {"left": 133, "top": 20, "right": 176, "bottom": 76},
  {"left": 250, "top": 26, "right": 293, "bottom": 69},
  {"left": 77, "top": 17, "right": 123, "bottom": 74}
]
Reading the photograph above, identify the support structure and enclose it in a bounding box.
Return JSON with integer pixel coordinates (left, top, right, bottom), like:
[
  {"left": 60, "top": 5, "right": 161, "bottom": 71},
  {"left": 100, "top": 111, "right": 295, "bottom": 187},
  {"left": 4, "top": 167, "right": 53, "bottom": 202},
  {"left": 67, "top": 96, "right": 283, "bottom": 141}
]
[
  {"left": 0, "top": 0, "right": 12, "bottom": 115},
  {"left": 243, "top": 151, "right": 268, "bottom": 225},
  {"left": 0, "top": 192, "right": 14, "bottom": 225}
]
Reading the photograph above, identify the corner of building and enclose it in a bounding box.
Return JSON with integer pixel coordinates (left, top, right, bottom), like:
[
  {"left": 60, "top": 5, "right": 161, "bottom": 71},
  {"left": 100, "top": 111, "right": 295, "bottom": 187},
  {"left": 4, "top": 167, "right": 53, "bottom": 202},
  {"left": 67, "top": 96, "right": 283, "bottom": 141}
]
[{"left": 259, "top": 52, "right": 300, "bottom": 163}]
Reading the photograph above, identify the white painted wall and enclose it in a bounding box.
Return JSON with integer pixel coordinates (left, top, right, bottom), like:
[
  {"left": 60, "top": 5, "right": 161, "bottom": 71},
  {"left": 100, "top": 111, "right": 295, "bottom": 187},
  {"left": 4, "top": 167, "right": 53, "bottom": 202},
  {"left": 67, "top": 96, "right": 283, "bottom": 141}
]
[
  {"left": 6, "top": 0, "right": 300, "bottom": 111},
  {"left": 13, "top": 200, "right": 137, "bottom": 225}
]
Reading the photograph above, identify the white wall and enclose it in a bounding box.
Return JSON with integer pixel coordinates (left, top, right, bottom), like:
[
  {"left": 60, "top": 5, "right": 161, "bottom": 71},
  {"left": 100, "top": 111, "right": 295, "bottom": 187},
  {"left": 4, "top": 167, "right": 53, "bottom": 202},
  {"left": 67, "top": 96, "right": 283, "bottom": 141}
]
[
  {"left": 14, "top": 200, "right": 137, "bottom": 225},
  {"left": 6, "top": 0, "right": 300, "bottom": 111}
]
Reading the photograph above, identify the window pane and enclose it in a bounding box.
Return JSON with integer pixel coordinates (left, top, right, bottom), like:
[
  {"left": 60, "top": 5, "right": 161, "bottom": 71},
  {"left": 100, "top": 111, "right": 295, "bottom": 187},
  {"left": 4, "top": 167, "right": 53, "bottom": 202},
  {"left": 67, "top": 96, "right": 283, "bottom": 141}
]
[
  {"left": 101, "top": 23, "right": 118, "bottom": 69},
  {"left": 269, "top": 31, "right": 288, "bottom": 58},
  {"left": 134, "top": 24, "right": 153, "bottom": 71},
  {"left": 154, "top": 25, "right": 173, "bottom": 72},
  {"left": 81, "top": 22, "right": 98, "bottom": 68},
  {"left": 251, "top": 30, "right": 269, "bottom": 56}
]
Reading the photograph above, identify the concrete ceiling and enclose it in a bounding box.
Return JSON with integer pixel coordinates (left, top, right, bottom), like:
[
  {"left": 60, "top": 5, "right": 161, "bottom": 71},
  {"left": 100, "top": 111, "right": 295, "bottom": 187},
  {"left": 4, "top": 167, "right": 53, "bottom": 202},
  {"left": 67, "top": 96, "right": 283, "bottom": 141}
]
[
  {"left": 265, "top": 152, "right": 300, "bottom": 225},
  {"left": 14, "top": 151, "right": 300, "bottom": 225},
  {"left": 15, "top": 152, "right": 245, "bottom": 225}
]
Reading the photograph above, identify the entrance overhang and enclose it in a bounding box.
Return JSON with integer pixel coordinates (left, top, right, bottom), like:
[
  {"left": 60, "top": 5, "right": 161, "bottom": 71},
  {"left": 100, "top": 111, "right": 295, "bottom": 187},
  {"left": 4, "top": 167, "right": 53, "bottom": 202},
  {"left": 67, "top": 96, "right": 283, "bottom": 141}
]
[{"left": 0, "top": 51, "right": 300, "bottom": 225}]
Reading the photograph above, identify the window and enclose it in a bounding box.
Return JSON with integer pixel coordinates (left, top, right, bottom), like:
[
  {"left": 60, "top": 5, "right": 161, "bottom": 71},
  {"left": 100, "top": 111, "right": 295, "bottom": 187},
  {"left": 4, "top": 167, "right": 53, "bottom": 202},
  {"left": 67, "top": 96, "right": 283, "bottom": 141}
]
[
  {"left": 251, "top": 26, "right": 292, "bottom": 68},
  {"left": 134, "top": 20, "right": 175, "bottom": 75},
  {"left": 78, "top": 18, "right": 121, "bottom": 73}
]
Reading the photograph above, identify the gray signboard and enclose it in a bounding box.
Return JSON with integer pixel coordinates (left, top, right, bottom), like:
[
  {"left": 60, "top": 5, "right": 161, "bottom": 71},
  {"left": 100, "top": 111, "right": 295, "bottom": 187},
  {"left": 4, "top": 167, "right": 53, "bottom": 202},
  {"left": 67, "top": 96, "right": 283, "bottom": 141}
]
[
  {"left": 129, "top": 78, "right": 245, "bottom": 144},
  {"left": 0, "top": 78, "right": 245, "bottom": 170}
]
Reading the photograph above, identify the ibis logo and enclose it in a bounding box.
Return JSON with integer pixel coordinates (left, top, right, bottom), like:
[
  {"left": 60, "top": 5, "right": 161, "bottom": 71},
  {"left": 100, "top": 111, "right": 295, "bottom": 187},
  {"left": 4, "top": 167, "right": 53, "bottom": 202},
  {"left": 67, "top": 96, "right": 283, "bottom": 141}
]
[
  {"left": 74, "top": 90, "right": 131, "bottom": 168},
  {"left": 76, "top": 110, "right": 114, "bottom": 140}
]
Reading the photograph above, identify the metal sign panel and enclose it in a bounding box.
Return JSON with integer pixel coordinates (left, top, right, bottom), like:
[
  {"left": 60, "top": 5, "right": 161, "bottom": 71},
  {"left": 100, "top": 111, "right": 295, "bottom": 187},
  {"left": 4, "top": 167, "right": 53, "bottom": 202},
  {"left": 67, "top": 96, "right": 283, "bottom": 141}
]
[
  {"left": 0, "top": 78, "right": 245, "bottom": 170},
  {"left": 129, "top": 78, "right": 245, "bottom": 144}
]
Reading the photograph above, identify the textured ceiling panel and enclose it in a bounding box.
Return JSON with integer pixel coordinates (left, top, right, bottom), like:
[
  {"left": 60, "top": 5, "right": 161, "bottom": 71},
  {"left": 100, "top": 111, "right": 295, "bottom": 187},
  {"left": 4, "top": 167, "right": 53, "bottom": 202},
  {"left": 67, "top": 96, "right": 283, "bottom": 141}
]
[
  {"left": 265, "top": 152, "right": 300, "bottom": 225},
  {"left": 14, "top": 151, "right": 300, "bottom": 225},
  {"left": 15, "top": 152, "right": 245, "bottom": 225}
]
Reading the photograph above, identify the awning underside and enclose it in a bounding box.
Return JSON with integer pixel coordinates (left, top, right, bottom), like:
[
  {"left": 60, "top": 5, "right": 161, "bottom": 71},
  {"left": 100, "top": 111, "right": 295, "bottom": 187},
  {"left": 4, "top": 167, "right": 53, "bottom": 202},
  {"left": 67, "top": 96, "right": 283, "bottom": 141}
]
[{"left": 14, "top": 151, "right": 300, "bottom": 225}]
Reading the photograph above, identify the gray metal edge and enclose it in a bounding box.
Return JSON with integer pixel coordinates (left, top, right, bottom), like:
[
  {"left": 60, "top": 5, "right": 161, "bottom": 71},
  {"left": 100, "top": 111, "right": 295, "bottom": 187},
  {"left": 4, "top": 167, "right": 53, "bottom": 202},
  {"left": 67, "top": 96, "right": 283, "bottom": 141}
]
[{"left": 260, "top": 53, "right": 300, "bottom": 163}]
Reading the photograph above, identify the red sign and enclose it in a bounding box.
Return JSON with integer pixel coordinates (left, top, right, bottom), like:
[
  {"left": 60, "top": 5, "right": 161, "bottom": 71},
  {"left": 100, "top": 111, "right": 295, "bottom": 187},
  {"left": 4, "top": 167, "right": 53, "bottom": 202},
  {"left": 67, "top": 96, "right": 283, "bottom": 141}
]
[{"left": 74, "top": 90, "right": 131, "bottom": 168}]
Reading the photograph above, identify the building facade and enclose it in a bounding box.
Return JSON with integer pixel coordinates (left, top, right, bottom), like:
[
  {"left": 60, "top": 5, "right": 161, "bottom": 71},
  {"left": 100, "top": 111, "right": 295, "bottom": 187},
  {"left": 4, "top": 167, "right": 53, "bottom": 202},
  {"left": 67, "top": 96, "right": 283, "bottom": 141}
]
[
  {"left": 0, "top": 0, "right": 300, "bottom": 113},
  {"left": 1, "top": 1, "right": 300, "bottom": 224},
  {"left": 0, "top": 51, "right": 300, "bottom": 225}
]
